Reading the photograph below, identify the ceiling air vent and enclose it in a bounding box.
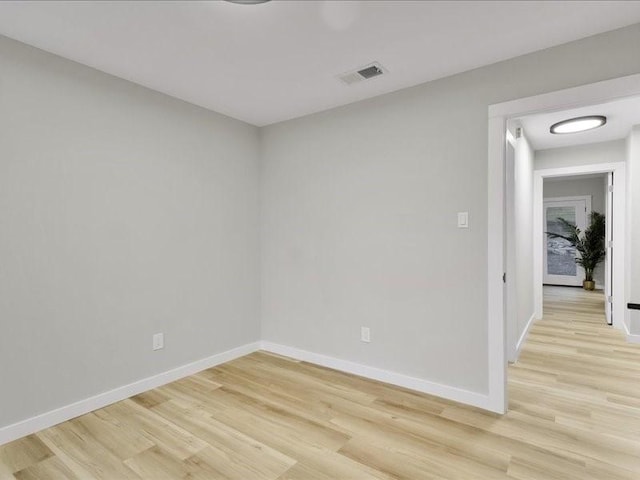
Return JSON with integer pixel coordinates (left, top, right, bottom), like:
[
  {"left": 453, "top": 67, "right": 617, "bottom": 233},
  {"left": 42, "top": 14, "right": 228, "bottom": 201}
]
[{"left": 338, "top": 62, "right": 386, "bottom": 85}]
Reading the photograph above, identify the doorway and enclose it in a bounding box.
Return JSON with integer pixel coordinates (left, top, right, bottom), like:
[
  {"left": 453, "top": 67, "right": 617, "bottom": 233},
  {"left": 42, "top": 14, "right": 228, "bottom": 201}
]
[
  {"left": 533, "top": 164, "right": 624, "bottom": 330},
  {"left": 486, "top": 73, "right": 640, "bottom": 414},
  {"left": 543, "top": 196, "right": 590, "bottom": 287}
]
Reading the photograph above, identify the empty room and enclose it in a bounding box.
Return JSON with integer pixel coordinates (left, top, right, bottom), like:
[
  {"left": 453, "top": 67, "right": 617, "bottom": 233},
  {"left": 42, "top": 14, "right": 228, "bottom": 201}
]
[{"left": 2, "top": 1, "right": 640, "bottom": 479}]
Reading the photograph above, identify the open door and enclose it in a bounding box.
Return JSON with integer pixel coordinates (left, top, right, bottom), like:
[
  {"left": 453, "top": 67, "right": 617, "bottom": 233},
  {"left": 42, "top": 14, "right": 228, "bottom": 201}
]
[
  {"left": 605, "top": 173, "right": 613, "bottom": 325},
  {"left": 505, "top": 134, "right": 517, "bottom": 361}
]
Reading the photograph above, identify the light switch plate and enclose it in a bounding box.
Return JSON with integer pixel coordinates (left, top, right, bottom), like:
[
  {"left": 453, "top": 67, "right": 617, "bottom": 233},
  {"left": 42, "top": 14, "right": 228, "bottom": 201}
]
[
  {"left": 361, "top": 327, "right": 371, "bottom": 343},
  {"left": 153, "top": 333, "right": 164, "bottom": 351},
  {"left": 458, "top": 212, "right": 469, "bottom": 228}
]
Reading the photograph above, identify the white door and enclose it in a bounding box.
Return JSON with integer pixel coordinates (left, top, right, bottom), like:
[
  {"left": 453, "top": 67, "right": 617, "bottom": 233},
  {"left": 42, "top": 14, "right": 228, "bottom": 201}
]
[
  {"left": 604, "top": 173, "right": 613, "bottom": 325},
  {"left": 543, "top": 197, "right": 590, "bottom": 286}
]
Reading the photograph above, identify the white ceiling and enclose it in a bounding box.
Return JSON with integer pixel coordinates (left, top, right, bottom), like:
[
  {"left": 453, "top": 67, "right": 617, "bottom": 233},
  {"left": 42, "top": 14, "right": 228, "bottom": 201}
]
[
  {"left": 1, "top": 1, "right": 640, "bottom": 126},
  {"left": 518, "top": 95, "right": 640, "bottom": 150}
]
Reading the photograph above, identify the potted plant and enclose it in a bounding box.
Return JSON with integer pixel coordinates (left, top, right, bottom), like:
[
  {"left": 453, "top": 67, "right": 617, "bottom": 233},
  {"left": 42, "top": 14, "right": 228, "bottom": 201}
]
[{"left": 546, "top": 211, "right": 606, "bottom": 290}]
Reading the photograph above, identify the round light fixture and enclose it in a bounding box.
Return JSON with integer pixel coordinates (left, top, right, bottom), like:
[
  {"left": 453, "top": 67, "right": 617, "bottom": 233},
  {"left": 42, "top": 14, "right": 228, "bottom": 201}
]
[
  {"left": 550, "top": 115, "right": 607, "bottom": 134},
  {"left": 224, "top": 0, "right": 271, "bottom": 4}
]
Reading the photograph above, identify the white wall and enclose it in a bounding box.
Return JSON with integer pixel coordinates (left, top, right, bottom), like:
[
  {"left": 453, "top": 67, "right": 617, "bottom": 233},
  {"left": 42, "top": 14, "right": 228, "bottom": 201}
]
[
  {"left": 0, "top": 36, "right": 261, "bottom": 428},
  {"left": 535, "top": 140, "right": 626, "bottom": 170},
  {"left": 260, "top": 24, "right": 640, "bottom": 395},
  {"left": 515, "top": 132, "right": 536, "bottom": 355},
  {"left": 506, "top": 130, "right": 535, "bottom": 362},
  {"left": 627, "top": 126, "right": 640, "bottom": 334},
  {"left": 543, "top": 175, "right": 608, "bottom": 286}
]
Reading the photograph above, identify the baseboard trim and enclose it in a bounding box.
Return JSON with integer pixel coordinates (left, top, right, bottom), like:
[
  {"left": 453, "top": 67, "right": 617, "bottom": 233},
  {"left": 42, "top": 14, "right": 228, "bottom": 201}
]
[
  {"left": 259, "top": 341, "right": 495, "bottom": 412},
  {"left": 1, "top": 339, "right": 500, "bottom": 446},
  {"left": 622, "top": 321, "right": 640, "bottom": 344},
  {"left": 0, "top": 341, "right": 261, "bottom": 446},
  {"left": 514, "top": 312, "right": 536, "bottom": 361}
]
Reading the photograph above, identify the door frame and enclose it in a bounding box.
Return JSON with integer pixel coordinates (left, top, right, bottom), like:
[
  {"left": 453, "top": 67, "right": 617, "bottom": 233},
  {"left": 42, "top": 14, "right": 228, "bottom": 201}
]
[
  {"left": 486, "top": 73, "right": 640, "bottom": 414},
  {"left": 542, "top": 195, "right": 592, "bottom": 287},
  {"left": 534, "top": 164, "right": 625, "bottom": 327}
]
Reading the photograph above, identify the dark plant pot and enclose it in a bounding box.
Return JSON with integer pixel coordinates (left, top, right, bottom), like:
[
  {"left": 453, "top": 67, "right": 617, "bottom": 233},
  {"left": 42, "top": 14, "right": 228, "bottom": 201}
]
[{"left": 583, "top": 280, "right": 595, "bottom": 291}]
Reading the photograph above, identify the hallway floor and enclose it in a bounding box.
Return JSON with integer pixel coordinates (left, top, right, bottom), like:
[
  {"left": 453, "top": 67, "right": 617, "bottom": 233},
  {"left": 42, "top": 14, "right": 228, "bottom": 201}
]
[
  {"left": 1, "top": 286, "right": 640, "bottom": 479},
  {"left": 507, "top": 285, "right": 640, "bottom": 479}
]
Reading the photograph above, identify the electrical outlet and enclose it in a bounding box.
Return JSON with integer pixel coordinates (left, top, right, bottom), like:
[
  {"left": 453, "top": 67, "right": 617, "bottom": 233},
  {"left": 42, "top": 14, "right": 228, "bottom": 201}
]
[
  {"left": 152, "top": 333, "right": 164, "bottom": 351},
  {"left": 361, "top": 327, "right": 371, "bottom": 343}
]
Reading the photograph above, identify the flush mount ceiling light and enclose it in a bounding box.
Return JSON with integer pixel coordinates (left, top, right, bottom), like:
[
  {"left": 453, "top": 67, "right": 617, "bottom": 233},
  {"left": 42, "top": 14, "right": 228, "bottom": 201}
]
[
  {"left": 550, "top": 115, "right": 607, "bottom": 134},
  {"left": 224, "top": 0, "right": 271, "bottom": 4}
]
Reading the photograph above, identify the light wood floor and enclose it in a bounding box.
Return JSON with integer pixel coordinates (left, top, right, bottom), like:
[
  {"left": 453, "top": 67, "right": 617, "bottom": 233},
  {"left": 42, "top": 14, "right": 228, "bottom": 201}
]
[{"left": 2, "top": 286, "right": 640, "bottom": 479}]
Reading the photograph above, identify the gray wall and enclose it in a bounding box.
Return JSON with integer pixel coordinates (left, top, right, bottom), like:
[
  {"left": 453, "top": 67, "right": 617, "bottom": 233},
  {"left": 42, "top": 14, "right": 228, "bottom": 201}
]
[
  {"left": 260, "top": 24, "right": 640, "bottom": 395},
  {"left": 0, "top": 36, "right": 261, "bottom": 427},
  {"left": 544, "top": 176, "right": 606, "bottom": 215},
  {"left": 543, "top": 175, "right": 608, "bottom": 286}
]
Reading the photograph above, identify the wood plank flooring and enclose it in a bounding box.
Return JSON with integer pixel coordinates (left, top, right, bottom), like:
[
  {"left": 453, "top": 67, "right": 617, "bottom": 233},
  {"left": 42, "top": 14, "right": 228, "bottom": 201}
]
[{"left": 2, "top": 286, "right": 640, "bottom": 479}]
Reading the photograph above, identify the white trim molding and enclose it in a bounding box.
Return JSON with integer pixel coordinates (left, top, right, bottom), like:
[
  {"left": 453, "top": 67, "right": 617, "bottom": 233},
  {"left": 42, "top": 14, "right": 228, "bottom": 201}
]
[
  {"left": 0, "top": 341, "right": 261, "bottom": 446},
  {"left": 510, "top": 312, "right": 536, "bottom": 363},
  {"left": 626, "top": 335, "right": 640, "bottom": 345},
  {"left": 260, "top": 341, "right": 494, "bottom": 412},
  {"left": 487, "top": 115, "right": 508, "bottom": 414},
  {"left": 622, "top": 320, "right": 640, "bottom": 344}
]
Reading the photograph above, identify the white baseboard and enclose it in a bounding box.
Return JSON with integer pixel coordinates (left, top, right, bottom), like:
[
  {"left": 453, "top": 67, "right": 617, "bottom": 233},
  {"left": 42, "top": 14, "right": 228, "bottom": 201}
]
[
  {"left": 1, "top": 338, "right": 502, "bottom": 446},
  {"left": 622, "top": 321, "right": 640, "bottom": 344},
  {"left": 259, "top": 341, "right": 495, "bottom": 412},
  {"left": 514, "top": 312, "right": 536, "bottom": 361},
  {"left": 0, "top": 341, "right": 261, "bottom": 446}
]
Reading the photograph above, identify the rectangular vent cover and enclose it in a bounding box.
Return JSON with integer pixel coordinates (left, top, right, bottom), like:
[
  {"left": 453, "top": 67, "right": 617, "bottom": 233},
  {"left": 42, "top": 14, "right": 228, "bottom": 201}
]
[
  {"left": 338, "top": 62, "right": 386, "bottom": 85},
  {"left": 358, "top": 65, "right": 383, "bottom": 79}
]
